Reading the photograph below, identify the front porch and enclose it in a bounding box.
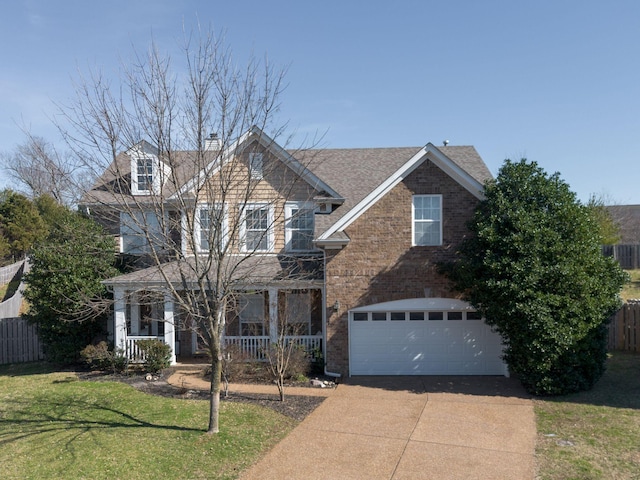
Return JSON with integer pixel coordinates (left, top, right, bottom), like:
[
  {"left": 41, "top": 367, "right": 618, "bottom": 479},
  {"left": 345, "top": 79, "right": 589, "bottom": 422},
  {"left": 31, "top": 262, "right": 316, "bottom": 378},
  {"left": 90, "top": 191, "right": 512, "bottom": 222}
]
[
  {"left": 124, "top": 334, "right": 322, "bottom": 364},
  {"left": 110, "top": 287, "right": 324, "bottom": 365}
]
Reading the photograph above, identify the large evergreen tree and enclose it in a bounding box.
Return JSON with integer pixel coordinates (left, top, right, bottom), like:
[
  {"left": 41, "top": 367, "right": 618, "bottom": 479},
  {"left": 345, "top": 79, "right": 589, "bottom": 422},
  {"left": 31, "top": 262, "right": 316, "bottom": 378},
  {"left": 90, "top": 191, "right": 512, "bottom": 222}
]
[
  {"left": 446, "top": 159, "right": 627, "bottom": 395},
  {"left": 0, "top": 190, "right": 48, "bottom": 262},
  {"left": 24, "top": 202, "right": 118, "bottom": 363}
]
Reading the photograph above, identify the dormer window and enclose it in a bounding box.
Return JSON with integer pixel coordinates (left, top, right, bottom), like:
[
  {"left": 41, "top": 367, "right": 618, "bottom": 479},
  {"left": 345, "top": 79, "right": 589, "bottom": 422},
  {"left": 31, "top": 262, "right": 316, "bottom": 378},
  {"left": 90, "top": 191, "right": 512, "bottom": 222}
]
[
  {"left": 136, "top": 158, "right": 153, "bottom": 192},
  {"left": 127, "top": 142, "right": 168, "bottom": 195},
  {"left": 249, "top": 153, "right": 263, "bottom": 180}
]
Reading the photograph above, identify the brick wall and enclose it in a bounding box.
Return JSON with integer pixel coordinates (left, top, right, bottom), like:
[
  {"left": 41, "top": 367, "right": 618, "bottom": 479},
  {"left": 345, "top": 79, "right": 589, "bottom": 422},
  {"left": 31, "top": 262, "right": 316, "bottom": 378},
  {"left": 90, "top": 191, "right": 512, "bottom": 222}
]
[{"left": 324, "top": 158, "right": 480, "bottom": 374}]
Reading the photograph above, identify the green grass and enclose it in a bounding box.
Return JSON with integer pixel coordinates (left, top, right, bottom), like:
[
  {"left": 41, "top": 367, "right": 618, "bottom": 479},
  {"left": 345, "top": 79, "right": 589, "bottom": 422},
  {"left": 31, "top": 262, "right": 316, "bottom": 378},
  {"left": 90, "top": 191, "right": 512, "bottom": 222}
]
[
  {"left": 621, "top": 269, "right": 640, "bottom": 301},
  {"left": 0, "top": 277, "right": 20, "bottom": 302},
  {"left": 0, "top": 363, "right": 296, "bottom": 479},
  {"left": 535, "top": 352, "right": 640, "bottom": 479}
]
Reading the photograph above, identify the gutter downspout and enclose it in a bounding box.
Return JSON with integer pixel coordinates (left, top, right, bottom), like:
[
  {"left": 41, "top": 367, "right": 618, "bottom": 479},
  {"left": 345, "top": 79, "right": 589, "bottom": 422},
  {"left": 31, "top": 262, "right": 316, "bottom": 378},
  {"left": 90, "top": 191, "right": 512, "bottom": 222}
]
[{"left": 321, "top": 248, "right": 342, "bottom": 380}]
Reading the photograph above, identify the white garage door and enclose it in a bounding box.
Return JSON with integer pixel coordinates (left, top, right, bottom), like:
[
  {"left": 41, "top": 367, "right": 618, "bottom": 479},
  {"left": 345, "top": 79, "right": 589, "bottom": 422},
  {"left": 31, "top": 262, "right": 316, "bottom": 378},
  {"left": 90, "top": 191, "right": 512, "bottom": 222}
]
[{"left": 349, "top": 298, "right": 506, "bottom": 376}]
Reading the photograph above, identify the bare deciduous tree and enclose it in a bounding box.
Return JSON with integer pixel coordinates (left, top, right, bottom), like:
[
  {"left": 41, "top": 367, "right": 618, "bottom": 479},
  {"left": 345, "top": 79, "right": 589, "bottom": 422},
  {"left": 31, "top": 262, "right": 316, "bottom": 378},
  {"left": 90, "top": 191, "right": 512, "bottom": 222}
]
[
  {"left": 1, "top": 132, "right": 87, "bottom": 206},
  {"left": 266, "top": 290, "right": 314, "bottom": 402},
  {"left": 63, "top": 28, "right": 321, "bottom": 434}
]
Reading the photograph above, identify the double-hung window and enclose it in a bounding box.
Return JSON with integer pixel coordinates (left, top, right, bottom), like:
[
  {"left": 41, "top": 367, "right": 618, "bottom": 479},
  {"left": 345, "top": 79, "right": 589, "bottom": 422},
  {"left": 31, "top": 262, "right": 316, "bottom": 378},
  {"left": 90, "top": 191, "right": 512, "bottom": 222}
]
[
  {"left": 136, "top": 157, "right": 153, "bottom": 192},
  {"left": 241, "top": 204, "right": 272, "bottom": 252},
  {"left": 196, "top": 204, "right": 226, "bottom": 252},
  {"left": 412, "top": 195, "right": 442, "bottom": 246},
  {"left": 285, "top": 203, "right": 315, "bottom": 252}
]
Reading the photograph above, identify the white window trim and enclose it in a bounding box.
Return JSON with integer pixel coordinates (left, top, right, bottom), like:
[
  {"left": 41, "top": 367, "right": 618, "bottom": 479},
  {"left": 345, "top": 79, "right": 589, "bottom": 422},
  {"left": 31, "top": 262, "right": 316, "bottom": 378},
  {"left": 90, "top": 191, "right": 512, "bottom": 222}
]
[
  {"left": 239, "top": 203, "right": 274, "bottom": 253},
  {"left": 130, "top": 150, "right": 169, "bottom": 196},
  {"left": 285, "top": 202, "right": 316, "bottom": 252},
  {"left": 412, "top": 194, "right": 443, "bottom": 246},
  {"left": 194, "top": 203, "right": 227, "bottom": 253}
]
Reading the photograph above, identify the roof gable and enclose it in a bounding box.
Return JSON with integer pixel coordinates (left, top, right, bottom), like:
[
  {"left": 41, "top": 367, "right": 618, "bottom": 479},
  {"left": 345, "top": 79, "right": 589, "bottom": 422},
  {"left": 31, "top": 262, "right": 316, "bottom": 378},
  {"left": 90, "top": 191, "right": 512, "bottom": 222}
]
[
  {"left": 316, "top": 143, "right": 488, "bottom": 242},
  {"left": 172, "top": 126, "right": 342, "bottom": 202}
]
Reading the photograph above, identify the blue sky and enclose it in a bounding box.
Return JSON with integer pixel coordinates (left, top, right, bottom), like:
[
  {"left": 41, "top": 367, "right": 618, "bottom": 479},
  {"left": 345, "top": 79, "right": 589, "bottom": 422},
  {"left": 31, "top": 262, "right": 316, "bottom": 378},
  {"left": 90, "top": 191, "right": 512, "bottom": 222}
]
[{"left": 1, "top": 0, "right": 639, "bottom": 204}]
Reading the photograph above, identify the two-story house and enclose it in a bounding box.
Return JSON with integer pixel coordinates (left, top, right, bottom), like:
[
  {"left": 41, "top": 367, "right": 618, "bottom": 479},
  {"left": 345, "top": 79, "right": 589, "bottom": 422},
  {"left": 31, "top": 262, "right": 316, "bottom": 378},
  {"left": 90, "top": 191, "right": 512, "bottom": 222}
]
[{"left": 82, "top": 126, "right": 507, "bottom": 377}]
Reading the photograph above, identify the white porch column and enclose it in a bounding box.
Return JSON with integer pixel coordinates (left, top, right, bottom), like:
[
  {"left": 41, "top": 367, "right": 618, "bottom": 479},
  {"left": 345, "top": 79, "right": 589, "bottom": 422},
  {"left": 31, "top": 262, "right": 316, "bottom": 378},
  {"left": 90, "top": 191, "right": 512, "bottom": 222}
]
[
  {"left": 268, "top": 287, "right": 278, "bottom": 342},
  {"left": 113, "top": 287, "right": 127, "bottom": 353},
  {"left": 130, "top": 291, "right": 140, "bottom": 335},
  {"left": 164, "top": 292, "right": 176, "bottom": 365}
]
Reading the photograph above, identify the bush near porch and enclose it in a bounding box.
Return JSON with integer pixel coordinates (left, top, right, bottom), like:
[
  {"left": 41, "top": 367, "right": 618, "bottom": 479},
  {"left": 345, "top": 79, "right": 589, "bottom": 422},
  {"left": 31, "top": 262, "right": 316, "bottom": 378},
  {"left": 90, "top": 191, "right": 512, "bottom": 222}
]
[{"left": 0, "top": 362, "right": 296, "bottom": 479}]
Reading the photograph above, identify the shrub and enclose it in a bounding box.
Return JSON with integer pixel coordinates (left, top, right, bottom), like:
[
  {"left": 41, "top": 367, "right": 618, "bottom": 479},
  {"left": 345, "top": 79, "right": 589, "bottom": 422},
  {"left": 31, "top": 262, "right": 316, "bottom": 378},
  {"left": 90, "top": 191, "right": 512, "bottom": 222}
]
[
  {"left": 80, "top": 341, "right": 128, "bottom": 373},
  {"left": 283, "top": 344, "right": 311, "bottom": 379},
  {"left": 136, "top": 339, "right": 171, "bottom": 373},
  {"left": 309, "top": 346, "right": 324, "bottom": 375}
]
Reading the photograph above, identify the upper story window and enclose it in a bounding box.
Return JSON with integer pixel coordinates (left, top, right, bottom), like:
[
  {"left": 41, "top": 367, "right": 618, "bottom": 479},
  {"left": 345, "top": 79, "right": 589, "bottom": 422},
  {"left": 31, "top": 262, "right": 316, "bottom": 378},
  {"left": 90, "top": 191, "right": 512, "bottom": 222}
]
[
  {"left": 120, "top": 211, "right": 163, "bottom": 254},
  {"left": 136, "top": 158, "right": 153, "bottom": 193},
  {"left": 249, "top": 152, "right": 264, "bottom": 180},
  {"left": 196, "top": 204, "right": 227, "bottom": 253},
  {"left": 285, "top": 203, "right": 315, "bottom": 252},
  {"left": 240, "top": 203, "right": 273, "bottom": 252},
  {"left": 412, "top": 194, "right": 442, "bottom": 246}
]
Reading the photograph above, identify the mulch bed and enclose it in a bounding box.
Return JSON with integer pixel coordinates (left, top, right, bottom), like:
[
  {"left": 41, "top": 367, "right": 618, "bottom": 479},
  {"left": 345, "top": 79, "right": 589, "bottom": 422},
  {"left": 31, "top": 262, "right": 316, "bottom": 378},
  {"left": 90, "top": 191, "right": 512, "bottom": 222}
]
[{"left": 77, "top": 368, "right": 331, "bottom": 422}]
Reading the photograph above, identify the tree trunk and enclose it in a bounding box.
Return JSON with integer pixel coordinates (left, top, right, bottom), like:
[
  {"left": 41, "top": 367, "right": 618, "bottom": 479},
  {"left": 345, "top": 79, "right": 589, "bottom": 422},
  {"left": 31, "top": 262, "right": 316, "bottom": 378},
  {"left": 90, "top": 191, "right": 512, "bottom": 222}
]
[
  {"left": 277, "top": 376, "right": 285, "bottom": 402},
  {"left": 207, "top": 353, "right": 222, "bottom": 434}
]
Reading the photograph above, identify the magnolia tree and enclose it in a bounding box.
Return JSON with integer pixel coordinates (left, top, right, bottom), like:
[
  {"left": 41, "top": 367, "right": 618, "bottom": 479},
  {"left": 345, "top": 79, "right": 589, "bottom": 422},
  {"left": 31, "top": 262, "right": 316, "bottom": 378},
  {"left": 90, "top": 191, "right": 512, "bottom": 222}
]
[
  {"left": 444, "top": 159, "right": 627, "bottom": 395},
  {"left": 59, "top": 29, "right": 318, "bottom": 433}
]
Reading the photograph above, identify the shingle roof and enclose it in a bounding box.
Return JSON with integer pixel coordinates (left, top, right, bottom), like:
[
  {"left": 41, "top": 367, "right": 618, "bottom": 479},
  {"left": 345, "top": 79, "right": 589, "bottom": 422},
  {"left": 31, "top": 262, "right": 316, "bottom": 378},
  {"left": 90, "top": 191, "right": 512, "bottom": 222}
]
[
  {"left": 103, "top": 254, "right": 324, "bottom": 287},
  {"left": 83, "top": 132, "right": 492, "bottom": 240},
  {"left": 298, "top": 145, "right": 491, "bottom": 237},
  {"left": 437, "top": 145, "right": 492, "bottom": 185},
  {"left": 297, "top": 147, "right": 422, "bottom": 234}
]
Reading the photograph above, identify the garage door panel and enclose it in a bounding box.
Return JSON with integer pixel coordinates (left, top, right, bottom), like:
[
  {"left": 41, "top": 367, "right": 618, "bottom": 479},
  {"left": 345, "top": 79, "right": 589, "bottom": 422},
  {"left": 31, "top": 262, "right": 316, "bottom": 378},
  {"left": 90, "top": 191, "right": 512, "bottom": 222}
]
[{"left": 350, "top": 308, "right": 506, "bottom": 376}]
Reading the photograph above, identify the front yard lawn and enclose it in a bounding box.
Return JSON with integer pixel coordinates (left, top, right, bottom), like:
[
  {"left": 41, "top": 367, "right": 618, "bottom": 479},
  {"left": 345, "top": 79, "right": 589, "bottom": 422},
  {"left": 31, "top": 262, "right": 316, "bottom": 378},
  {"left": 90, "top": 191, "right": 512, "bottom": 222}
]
[
  {"left": 0, "top": 363, "right": 296, "bottom": 479},
  {"left": 535, "top": 351, "right": 640, "bottom": 479},
  {"left": 621, "top": 269, "right": 640, "bottom": 301}
]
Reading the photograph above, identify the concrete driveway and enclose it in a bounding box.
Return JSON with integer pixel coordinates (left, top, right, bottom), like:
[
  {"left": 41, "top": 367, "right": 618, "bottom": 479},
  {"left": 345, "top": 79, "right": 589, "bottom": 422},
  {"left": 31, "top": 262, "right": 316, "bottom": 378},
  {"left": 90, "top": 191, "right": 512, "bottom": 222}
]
[{"left": 240, "top": 376, "right": 536, "bottom": 480}]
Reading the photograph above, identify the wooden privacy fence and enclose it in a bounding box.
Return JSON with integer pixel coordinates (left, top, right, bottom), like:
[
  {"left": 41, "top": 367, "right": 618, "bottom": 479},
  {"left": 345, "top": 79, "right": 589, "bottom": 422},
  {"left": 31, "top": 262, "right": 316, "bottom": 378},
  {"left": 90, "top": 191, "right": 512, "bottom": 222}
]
[
  {"left": 608, "top": 303, "right": 640, "bottom": 352},
  {"left": 602, "top": 245, "right": 640, "bottom": 270},
  {"left": 0, "top": 317, "right": 44, "bottom": 364}
]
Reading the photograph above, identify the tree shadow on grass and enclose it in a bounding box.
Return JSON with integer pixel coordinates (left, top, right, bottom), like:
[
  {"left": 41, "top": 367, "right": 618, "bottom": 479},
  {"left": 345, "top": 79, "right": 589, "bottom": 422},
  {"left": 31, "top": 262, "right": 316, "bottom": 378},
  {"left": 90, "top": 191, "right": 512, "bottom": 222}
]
[
  {"left": 537, "top": 351, "right": 640, "bottom": 410},
  {"left": 0, "top": 395, "right": 204, "bottom": 455}
]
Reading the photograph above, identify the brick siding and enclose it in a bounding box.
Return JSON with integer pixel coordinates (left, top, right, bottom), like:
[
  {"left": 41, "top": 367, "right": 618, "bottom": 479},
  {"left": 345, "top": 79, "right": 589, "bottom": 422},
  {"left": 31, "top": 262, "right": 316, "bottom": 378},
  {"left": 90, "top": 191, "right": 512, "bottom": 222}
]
[{"left": 324, "top": 158, "right": 480, "bottom": 374}]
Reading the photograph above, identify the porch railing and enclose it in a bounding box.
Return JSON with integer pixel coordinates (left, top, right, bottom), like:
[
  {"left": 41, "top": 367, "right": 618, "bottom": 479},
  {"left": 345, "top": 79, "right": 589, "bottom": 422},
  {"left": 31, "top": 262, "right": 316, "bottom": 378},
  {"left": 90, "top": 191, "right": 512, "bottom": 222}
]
[
  {"left": 124, "top": 334, "right": 323, "bottom": 363},
  {"left": 223, "top": 335, "right": 322, "bottom": 361},
  {"left": 126, "top": 336, "right": 163, "bottom": 363}
]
